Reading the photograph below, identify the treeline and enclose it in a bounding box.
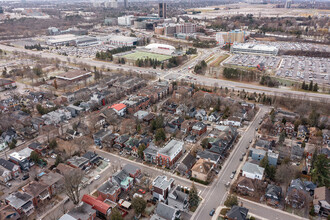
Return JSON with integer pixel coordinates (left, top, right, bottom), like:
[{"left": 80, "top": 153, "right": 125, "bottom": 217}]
[
  {"left": 186, "top": 47, "right": 197, "bottom": 55},
  {"left": 222, "top": 67, "right": 256, "bottom": 82},
  {"left": 260, "top": 75, "right": 279, "bottom": 88},
  {"left": 280, "top": 50, "right": 330, "bottom": 58},
  {"left": 302, "top": 81, "right": 318, "bottom": 92},
  {"left": 136, "top": 58, "right": 161, "bottom": 68},
  {"left": 192, "top": 40, "right": 217, "bottom": 48},
  {"left": 96, "top": 46, "right": 136, "bottom": 61},
  {"left": 194, "top": 60, "right": 207, "bottom": 74},
  {"left": 36, "top": 104, "right": 58, "bottom": 115},
  {"left": 25, "top": 44, "right": 48, "bottom": 51}
]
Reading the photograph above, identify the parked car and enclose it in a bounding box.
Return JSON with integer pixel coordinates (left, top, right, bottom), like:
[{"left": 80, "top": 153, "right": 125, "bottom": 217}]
[
  {"left": 6, "top": 182, "right": 12, "bottom": 187},
  {"left": 22, "top": 174, "right": 29, "bottom": 181},
  {"left": 230, "top": 173, "right": 235, "bottom": 179},
  {"left": 209, "top": 208, "right": 215, "bottom": 216},
  {"left": 94, "top": 175, "right": 100, "bottom": 180},
  {"left": 104, "top": 158, "right": 110, "bottom": 162},
  {"left": 249, "top": 140, "right": 252, "bottom": 143},
  {"left": 225, "top": 182, "right": 230, "bottom": 187},
  {"left": 138, "top": 189, "right": 146, "bottom": 194}
]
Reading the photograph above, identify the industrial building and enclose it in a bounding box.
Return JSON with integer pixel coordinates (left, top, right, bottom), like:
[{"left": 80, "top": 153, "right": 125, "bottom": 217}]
[
  {"left": 216, "top": 29, "right": 248, "bottom": 45},
  {"left": 230, "top": 43, "right": 279, "bottom": 56}
]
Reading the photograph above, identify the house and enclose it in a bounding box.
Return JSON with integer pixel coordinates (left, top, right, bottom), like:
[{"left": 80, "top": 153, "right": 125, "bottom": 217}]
[
  {"left": 267, "top": 150, "right": 279, "bottom": 166},
  {"left": 177, "top": 153, "right": 196, "bottom": 176},
  {"left": 167, "top": 186, "right": 189, "bottom": 211},
  {"left": 242, "top": 162, "right": 264, "bottom": 180},
  {"left": 112, "top": 169, "right": 134, "bottom": 191},
  {"left": 313, "top": 186, "right": 330, "bottom": 217},
  {"left": 236, "top": 176, "right": 257, "bottom": 197},
  {"left": 56, "top": 163, "right": 78, "bottom": 176},
  {"left": 123, "top": 164, "right": 141, "bottom": 179},
  {"left": 0, "top": 205, "right": 20, "bottom": 220},
  {"left": 114, "top": 134, "right": 129, "bottom": 148},
  {"left": 208, "top": 111, "right": 222, "bottom": 122},
  {"left": 101, "top": 133, "right": 118, "bottom": 149},
  {"left": 255, "top": 139, "right": 272, "bottom": 150},
  {"left": 224, "top": 116, "right": 242, "bottom": 127},
  {"left": 59, "top": 202, "right": 96, "bottom": 220},
  {"left": 191, "top": 122, "right": 207, "bottom": 136},
  {"left": 134, "top": 110, "right": 149, "bottom": 120},
  {"left": 81, "top": 194, "right": 113, "bottom": 219},
  {"left": 196, "top": 150, "right": 221, "bottom": 164},
  {"left": 124, "top": 138, "right": 140, "bottom": 157},
  {"left": 39, "top": 172, "right": 64, "bottom": 197},
  {"left": 291, "top": 145, "right": 304, "bottom": 161},
  {"left": 1, "top": 128, "right": 17, "bottom": 144},
  {"left": 22, "top": 181, "right": 50, "bottom": 207},
  {"left": 0, "top": 158, "right": 20, "bottom": 178},
  {"left": 250, "top": 148, "right": 266, "bottom": 162},
  {"left": 285, "top": 179, "right": 309, "bottom": 208},
  {"left": 110, "top": 103, "right": 127, "bottom": 116},
  {"left": 297, "top": 125, "right": 309, "bottom": 140},
  {"left": 28, "top": 142, "right": 47, "bottom": 156},
  {"left": 152, "top": 175, "right": 175, "bottom": 202},
  {"left": 97, "top": 178, "right": 121, "bottom": 202},
  {"left": 180, "top": 120, "right": 195, "bottom": 134},
  {"left": 265, "top": 184, "right": 282, "bottom": 206},
  {"left": 191, "top": 158, "right": 214, "bottom": 182},
  {"left": 9, "top": 148, "right": 34, "bottom": 171},
  {"left": 284, "top": 122, "right": 295, "bottom": 136},
  {"left": 151, "top": 202, "right": 181, "bottom": 220},
  {"left": 143, "top": 143, "right": 160, "bottom": 164},
  {"left": 121, "top": 95, "right": 150, "bottom": 114},
  {"left": 0, "top": 168, "right": 11, "bottom": 184},
  {"left": 173, "top": 86, "right": 193, "bottom": 100},
  {"left": 82, "top": 151, "right": 101, "bottom": 165},
  {"left": 5, "top": 192, "right": 34, "bottom": 216},
  {"left": 93, "top": 129, "right": 112, "bottom": 146},
  {"left": 322, "top": 129, "right": 330, "bottom": 144},
  {"left": 195, "top": 109, "right": 207, "bottom": 121},
  {"left": 157, "top": 139, "right": 184, "bottom": 168},
  {"left": 226, "top": 205, "right": 249, "bottom": 220},
  {"left": 67, "top": 156, "right": 89, "bottom": 169}
]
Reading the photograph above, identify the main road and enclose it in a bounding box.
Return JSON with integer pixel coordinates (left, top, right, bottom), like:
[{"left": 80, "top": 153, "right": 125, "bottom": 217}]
[
  {"left": 192, "top": 106, "right": 306, "bottom": 220},
  {"left": 0, "top": 44, "right": 329, "bottom": 103}
]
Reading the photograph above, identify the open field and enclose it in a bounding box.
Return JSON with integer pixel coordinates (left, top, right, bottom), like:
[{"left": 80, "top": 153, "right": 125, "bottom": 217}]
[{"left": 123, "top": 51, "right": 172, "bottom": 61}]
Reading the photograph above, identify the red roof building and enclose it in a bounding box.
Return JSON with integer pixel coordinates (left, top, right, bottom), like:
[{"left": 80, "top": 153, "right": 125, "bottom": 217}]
[
  {"left": 110, "top": 103, "right": 127, "bottom": 116},
  {"left": 82, "top": 194, "right": 112, "bottom": 216}
]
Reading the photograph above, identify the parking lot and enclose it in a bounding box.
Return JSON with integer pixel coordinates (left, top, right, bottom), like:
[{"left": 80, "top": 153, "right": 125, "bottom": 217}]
[
  {"left": 254, "top": 41, "right": 330, "bottom": 52},
  {"left": 50, "top": 44, "right": 118, "bottom": 58},
  {"left": 276, "top": 56, "right": 330, "bottom": 84},
  {"left": 225, "top": 54, "right": 281, "bottom": 69}
]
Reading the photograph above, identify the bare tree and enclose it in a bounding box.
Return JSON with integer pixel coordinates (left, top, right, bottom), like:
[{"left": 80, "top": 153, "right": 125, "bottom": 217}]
[
  {"left": 64, "top": 169, "right": 84, "bottom": 205},
  {"left": 275, "top": 164, "right": 299, "bottom": 186}
]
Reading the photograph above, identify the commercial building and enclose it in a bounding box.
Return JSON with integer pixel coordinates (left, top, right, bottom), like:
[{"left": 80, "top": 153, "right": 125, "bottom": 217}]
[
  {"left": 105, "top": 0, "right": 118, "bottom": 8},
  {"left": 158, "top": 3, "right": 167, "bottom": 18},
  {"left": 118, "top": 15, "right": 134, "bottom": 26},
  {"left": 230, "top": 43, "right": 279, "bottom": 56},
  {"left": 216, "top": 29, "right": 248, "bottom": 45}
]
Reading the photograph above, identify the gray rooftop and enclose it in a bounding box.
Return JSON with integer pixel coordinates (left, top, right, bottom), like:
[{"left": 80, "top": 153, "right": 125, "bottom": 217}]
[
  {"left": 153, "top": 175, "right": 174, "bottom": 190},
  {"left": 6, "top": 192, "right": 32, "bottom": 209},
  {"left": 159, "top": 139, "right": 183, "bottom": 158},
  {"left": 242, "top": 162, "right": 265, "bottom": 176}
]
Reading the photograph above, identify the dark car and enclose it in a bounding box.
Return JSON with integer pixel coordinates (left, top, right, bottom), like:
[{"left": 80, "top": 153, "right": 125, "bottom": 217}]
[
  {"left": 22, "top": 174, "right": 29, "bottom": 181},
  {"left": 209, "top": 208, "right": 215, "bottom": 216}
]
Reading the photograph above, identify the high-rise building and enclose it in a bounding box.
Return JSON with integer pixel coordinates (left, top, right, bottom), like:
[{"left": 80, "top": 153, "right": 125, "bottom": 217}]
[
  {"left": 124, "top": 0, "right": 128, "bottom": 8},
  {"left": 158, "top": 3, "right": 167, "bottom": 18},
  {"left": 216, "top": 29, "right": 248, "bottom": 45}
]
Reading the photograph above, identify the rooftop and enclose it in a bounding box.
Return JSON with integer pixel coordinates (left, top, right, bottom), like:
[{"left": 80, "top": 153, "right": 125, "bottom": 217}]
[
  {"left": 111, "top": 103, "right": 127, "bottom": 111},
  {"left": 242, "top": 162, "right": 265, "bottom": 176},
  {"left": 159, "top": 139, "right": 183, "bottom": 159},
  {"left": 153, "top": 175, "right": 174, "bottom": 190}
]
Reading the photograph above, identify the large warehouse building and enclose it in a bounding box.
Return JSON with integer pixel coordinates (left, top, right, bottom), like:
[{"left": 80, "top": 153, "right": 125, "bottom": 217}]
[{"left": 230, "top": 43, "right": 279, "bottom": 56}]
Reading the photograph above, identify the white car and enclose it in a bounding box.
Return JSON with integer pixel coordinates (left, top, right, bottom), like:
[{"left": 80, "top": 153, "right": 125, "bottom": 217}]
[
  {"left": 230, "top": 173, "right": 235, "bottom": 179},
  {"left": 104, "top": 158, "right": 110, "bottom": 162},
  {"left": 51, "top": 154, "right": 57, "bottom": 159},
  {"left": 94, "top": 175, "right": 101, "bottom": 180}
]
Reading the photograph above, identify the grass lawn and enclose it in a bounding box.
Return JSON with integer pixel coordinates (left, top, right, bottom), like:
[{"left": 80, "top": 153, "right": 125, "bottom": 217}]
[
  {"left": 123, "top": 51, "right": 172, "bottom": 61},
  {"left": 210, "top": 54, "right": 230, "bottom": 67}
]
